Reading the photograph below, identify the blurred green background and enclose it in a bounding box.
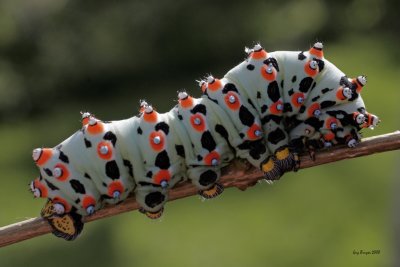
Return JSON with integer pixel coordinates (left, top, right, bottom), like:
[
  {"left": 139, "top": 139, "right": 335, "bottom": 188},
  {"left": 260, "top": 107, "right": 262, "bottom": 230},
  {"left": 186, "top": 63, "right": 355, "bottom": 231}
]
[{"left": 0, "top": 0, "right": 399, "bottom": 266}]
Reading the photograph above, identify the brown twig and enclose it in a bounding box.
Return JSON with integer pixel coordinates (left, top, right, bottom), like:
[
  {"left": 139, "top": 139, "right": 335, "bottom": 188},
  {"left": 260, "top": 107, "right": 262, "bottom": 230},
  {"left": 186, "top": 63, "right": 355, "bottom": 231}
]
[{"left": 1, "top": 131, "right": 399, "bottom": 247}]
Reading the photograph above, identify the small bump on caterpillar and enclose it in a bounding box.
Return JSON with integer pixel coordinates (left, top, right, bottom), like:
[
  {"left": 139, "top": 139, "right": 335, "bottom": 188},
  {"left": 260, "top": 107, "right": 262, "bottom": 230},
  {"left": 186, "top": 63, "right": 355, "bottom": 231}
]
[{"left": 29, "top": 42, "right": 379, "bottom": 241}]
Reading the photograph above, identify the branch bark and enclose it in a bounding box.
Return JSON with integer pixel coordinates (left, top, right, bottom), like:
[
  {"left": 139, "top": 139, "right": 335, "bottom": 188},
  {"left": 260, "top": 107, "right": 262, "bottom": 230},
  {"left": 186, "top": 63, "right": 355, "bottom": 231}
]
[{"left": 1, "top": 131, "right": 399, "bottom": 248}]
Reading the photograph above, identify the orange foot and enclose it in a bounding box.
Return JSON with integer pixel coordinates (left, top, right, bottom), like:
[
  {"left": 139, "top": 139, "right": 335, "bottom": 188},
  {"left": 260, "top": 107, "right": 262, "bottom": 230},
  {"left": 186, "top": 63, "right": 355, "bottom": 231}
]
[{"left": 199, "top": 183, "right": 224, "bottom": 199}]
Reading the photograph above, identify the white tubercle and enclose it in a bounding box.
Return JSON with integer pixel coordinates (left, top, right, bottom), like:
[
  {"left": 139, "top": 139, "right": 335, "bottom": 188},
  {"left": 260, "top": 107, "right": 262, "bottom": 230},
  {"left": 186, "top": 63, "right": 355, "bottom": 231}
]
[
  {"left": 355, "top": 114, "right": 365, "bottom": 124},
  {"left": 357, "top": 75, "right": 367, "bottom": 86},
  {"left": 343, "top": 87, "right": 352, "bottom": 99},
  {"left": 347, "top": 139, "right": 357, "bottom": 148},
  {"left": 81, "top": 112, "right": 91, "bottom": 119},
  {"left": 253, "top": 44, "right": 262, "bottom": 51},
  {"left": 194, "top": 118, "right": 201, "bottom": 125},
  {"left": 145, "top": 105, "right": 153, "bottom": 114},
  {"left": 309, "top": 60, "right": 318, "bottom": 69},
  {"left": 100, "top": 145, "right": 109, "bottom": 155},
  {"left": 89, "top": 117, "right": 97, "bottom": 126},
  {"left": 314, "top": 42, "right": 323, "bottom": 49},
  {"left": 86, "top": 206, "right": 95, "bottom": 215},
  {"left": 53, "top": 167, "right": 62, "bottom": 178},
  {"left": 32, "top": 148, "right": 42, "bottom": 161},
  {"left": 53, "top": 203, "right": 65, "bottom": 215},
  {"left": 178, "top": 91, "right": 188, "bottom": 100},
  {"left": 206, "top": 75, "right": 215, "bottom": 84},
  {"left": 153, "top": 136, "right": 161, "bottom": 144}
]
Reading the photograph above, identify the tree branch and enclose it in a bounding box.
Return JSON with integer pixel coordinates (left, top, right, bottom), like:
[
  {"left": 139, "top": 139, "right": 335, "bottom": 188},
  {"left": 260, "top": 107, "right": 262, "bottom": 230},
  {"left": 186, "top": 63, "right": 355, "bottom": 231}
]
[{"left": 1, "top": 131, "right": 399, "bottom": 247}]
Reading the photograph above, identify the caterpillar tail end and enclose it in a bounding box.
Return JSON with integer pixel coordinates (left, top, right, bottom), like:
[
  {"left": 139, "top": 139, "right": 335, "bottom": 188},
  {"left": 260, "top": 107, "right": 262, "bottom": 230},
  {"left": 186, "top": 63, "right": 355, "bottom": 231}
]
[
  {"left": 139, "top": 207, "right": 164, "bottom": 220},
  {"left": 41, "top": 200, "right": 84, "bottom": 241},
  {"left": 198, "top": 183, "right": 224, "bottom": 199}
]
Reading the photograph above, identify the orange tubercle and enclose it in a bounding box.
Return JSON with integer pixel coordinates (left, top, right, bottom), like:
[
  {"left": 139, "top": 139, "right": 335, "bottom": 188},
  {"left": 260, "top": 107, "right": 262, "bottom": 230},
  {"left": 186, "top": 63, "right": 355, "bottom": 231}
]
[
  {"left": 143, "top": 110, "right": 158, "bottom": 123},
  {"left": 108, "top": 181, "right": 124, "bottom": 197},
  {"left": 153, "top": 170, "right": 171, "bottom": 185},
  {"left": 247, "top": 124, "right": 263, "bottom": 140},
  {"left": 87, "top": 121, "right": 104, "bottom": 135},
  {"left": 149, "top": 131, "right": 165, "bottom": 151},
  {"left": 304, "top": 60, "right": 319, "bottom": 77},
  {"left": 307, "top": 103, "right": 321, "bottom": 117},
  {"left": 291, "top": 92, "right": 305, "bottom": 108},
  {"left": 325, "top": 117, "right": 338, "bottom": 130},
  {"left": 323, "top": 131, "right": 335, "bottom": 141},
  {"left": 33, "top": 178, "right": 48, "bottom": 198},
  {"left": 251, "top": 49, "right": 268, "bottom": 60},
  {"left": 269, "top": 100, "right": 284, "bottom": 115},
  {"left": 52, "top": 196, "right": 71, "bottom": 213},
  {"left": 179, "top": 95, "right": 194, "bottom": 109},
  {"left": 204, "top": 151, "right": 220, "bottom": 166},
  {"left": 309, "top": 47, "right": 323, "bottom": 58},
  {"left": 224, "top": 92, "right": 241, "bottom": 110},
  {"left": 190, "top": 114, "right": 206, "bottom": 132},
  {"left": 35, "top": 148, "right": 53, "bottom": 166},
  {"left": 53, "top": 163, "right": 70, "bottom": 182},
  {"left": 97, "top": 141, "right": 113, "bottom": 160},
  {"left": 82, "top": 195, "right": 96, "bottom": 210},
  {"left": 336, "top": 87, "right": 346, "bottom": 101},
  {"left": 260, "top": 65, "right": 277, "bottom": 81},
  {"left": 207, "top": 78, "right": 222, "bottom": 91}
]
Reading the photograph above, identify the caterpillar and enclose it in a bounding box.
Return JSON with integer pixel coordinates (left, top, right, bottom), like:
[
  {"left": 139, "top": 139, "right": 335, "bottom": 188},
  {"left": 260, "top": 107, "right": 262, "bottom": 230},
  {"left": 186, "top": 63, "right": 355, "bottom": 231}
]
[{"left": 29, "top": 42, "right": 379, "bottom": 241}]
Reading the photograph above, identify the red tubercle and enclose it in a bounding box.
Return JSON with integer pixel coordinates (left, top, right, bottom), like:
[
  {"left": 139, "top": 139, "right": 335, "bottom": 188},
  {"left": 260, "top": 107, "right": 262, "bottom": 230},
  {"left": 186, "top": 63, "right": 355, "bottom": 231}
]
[
  {"left": 53, "top": 163, "right": 69, "bottom": 182},
  {"left": 35, "top": 148, "right": 53, "bottom": 166},
  {"left": 309, "top": 47, "right": 323, "bottom": 59},
  {"left": 52, "top": 196, "right": 71, "bottom": 213},
  {"left": 149, "top": 131, "right": 165, "bottom": 151},
  {"left": 143, "top": 110, "right": 158, "bottom": 123},
  {"left": 304, "top": 60, "right": 319, "bottom": 77},
  {"left": 291, "top": 92, "right": 305, "bottom": 108},
  {"left": 307, "top": 103, "right": 321, "bottom": 117},
  {"left": 260, "top": 65, "right": 277, "bottom": 81},
  {"left": 250, "top": 49, "right": 268, "bottom": 60},
  {"left": 224, "top": 92, "right": 241, "bottom": 111},
  {"left": 269, "top": 100, "right": 284, "bottom": 115},
  {"left": 323, "top": 131, "right": 335, "bottom": 141},
  {"left": 247, "top": 124, "right": 262, "bottom": 140},
  {"left": 82, "top": 195, "right": 96, "bottom": 210},
  {"left": 153, "top": 170, "right": 171, "bottom": 185},
  {"left": 204, "top": 151, "right": 220, "bottom": 166},
  {"left": 179, "top": 95, "right": 194, "bottom": 109},
  {"left": 97, "top": 141, "right": 113, "bottom": 160},
  {"left": 33, "top": 178, "right": 48, "bottom": 198},
  {"left": 207, "top": 78, "right": 222, "bottom": 91},
  {"left": 325, "top": 117, "right": 339, "bottom": 130},
  {"left": 107, "top": 181, "right": 124, "bottom": 198},
  {"left": 87, "top": 121, "right": 104, "bottom": 135},
  {"left": 190, "top": 114, "right": 206, "bottom": 132}
]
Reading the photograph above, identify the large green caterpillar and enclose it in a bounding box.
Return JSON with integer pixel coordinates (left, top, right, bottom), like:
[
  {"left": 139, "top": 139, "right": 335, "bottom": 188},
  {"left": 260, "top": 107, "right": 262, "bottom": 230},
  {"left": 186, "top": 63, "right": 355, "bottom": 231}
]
[{"left": 29, "top": 42, "right": 379, "bottom": 240}]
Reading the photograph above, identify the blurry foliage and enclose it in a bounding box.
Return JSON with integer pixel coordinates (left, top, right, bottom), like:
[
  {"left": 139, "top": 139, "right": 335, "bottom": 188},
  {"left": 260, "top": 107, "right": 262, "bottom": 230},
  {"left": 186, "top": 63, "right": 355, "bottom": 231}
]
[
  {"left": 0, "top": 0, "right": 399, "bottom": 121},
  {"left": 0, "top": 0, "right": 399, "bottom": 267}
]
